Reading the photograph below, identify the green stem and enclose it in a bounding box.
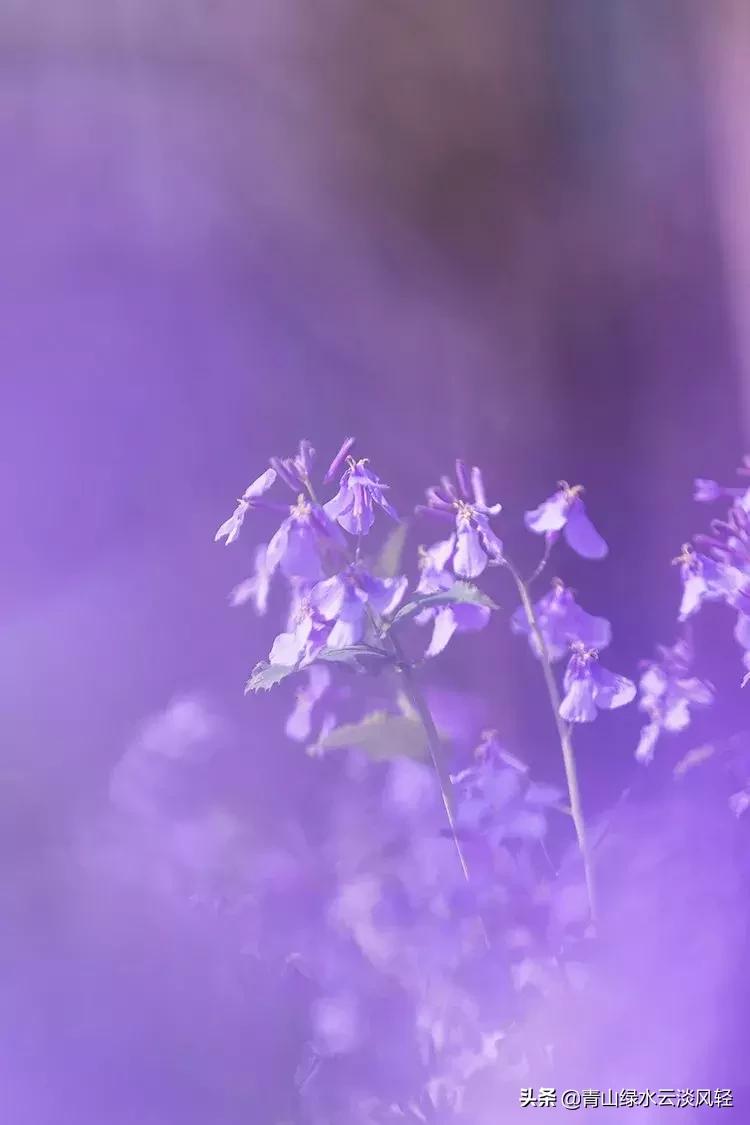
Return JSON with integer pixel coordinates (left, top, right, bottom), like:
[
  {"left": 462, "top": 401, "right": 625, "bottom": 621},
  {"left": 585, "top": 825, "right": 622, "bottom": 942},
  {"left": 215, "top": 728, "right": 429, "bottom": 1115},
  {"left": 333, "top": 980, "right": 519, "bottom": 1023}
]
[
  {"left": 388, "top": 631, "right": 490, "bottom": 948},
  {"left": 505, "top": 561, "right": 597, "bottom": 926},
  {"left": 389, "top": 636, "right": 469, "bottom": 882}
]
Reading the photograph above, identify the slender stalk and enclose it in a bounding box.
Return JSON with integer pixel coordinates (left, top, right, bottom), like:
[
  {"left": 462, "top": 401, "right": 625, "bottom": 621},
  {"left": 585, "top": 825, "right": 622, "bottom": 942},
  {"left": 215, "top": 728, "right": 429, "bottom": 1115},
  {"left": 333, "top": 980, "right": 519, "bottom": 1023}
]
[
  {"left": 505, "top": 560, "right": 597, "bottom": 926},
  {"left": 388, "top": 634, "right": 469, "bottom": 882},
  {"left": 388, "top": 631, "right": 491, "bottom": 949}
]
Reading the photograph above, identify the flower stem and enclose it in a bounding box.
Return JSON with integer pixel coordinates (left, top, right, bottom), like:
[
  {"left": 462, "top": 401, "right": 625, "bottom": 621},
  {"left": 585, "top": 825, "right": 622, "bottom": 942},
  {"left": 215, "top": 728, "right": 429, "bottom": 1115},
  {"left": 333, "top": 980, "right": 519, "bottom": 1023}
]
[
  {"left": 505, "top": 561, "right": 597, "bottom": 927},
  {"left": 387, "top": 631, "right": 490, "bottom": 948}
]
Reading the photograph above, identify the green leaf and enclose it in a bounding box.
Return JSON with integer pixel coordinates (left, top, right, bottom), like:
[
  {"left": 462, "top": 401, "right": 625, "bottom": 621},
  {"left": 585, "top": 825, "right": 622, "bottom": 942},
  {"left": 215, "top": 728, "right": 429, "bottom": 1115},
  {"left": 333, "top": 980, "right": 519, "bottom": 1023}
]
[
  {"left": 315, "top": 645, "right": 393, "bottom": 674},
  {"left": 373, "top": 521, "right": 409, "bottom": 578},
  {"left": 245, "top": 661, "right": 297, "bottom": 693},
  {"left": 390, "top": 582, "right": 498, "bottom": 627},
  {"left": 318, "top": 710, "right": 428, "bottom": 761}
]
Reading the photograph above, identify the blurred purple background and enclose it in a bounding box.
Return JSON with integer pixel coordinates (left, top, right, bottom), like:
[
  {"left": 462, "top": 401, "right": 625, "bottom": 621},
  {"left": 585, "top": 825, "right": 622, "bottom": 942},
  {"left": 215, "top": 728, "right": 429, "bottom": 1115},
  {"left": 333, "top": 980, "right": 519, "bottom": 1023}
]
[{"left": 3, "top": 2, "right": 750, "bottom": 1121}]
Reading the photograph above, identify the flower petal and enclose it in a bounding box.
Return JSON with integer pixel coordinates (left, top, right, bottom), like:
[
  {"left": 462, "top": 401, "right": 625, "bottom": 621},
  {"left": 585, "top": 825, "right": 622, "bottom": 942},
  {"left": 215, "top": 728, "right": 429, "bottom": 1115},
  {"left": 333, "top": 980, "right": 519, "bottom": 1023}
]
[
  {"left": 591, "top": 666, "right": 636, "bottom": 710},
  {"left": 242, "top": 467, "right": 277, "bottom": 500},
  {"left": 563, "top": 500, "right": 608, "bottom": 559},
  {"left": 559, "top": 677, "right": 598, "bottom": 723},
  {"left": 454, "top": 522, "right": 487, "bottom": 579},
  {"left": 425, "top": 608, "right": 458, "bottom": 658},
  {"left": 524, "top": 491, "right": 569, "bottom": 534}
]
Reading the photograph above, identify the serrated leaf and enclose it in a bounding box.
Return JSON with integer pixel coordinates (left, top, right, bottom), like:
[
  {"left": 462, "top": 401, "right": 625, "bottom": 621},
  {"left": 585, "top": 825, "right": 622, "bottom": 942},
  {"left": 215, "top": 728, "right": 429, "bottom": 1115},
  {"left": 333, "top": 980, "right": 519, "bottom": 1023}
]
[
  {"left": 245, "top": 661, "right": 297, "bottom": 693},
  {"left": 373, "top": 521, "right": 409, "bottom": 578},
  {"left": 315, "top": 645, "right": 393, "bottom": 673},
  {"left": 390, "top": 582, "right": 498, "bottom": 627},
  {"left": 318, "top": 710, "right": 428, "bottom": 761}
]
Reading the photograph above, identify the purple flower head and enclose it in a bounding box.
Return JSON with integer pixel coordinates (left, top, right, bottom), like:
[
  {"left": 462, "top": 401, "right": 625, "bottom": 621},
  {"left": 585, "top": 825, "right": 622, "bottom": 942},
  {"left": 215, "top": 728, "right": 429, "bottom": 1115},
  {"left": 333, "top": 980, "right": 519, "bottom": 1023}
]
[
  {"left": 266, "top": 494, "right": 345, "bottom": 582},
  {"left": 310, "top": 563, "right": 407, "bottom": 649},
  {"left": 286, "top": 665, "right": 331, "bottom": 742},
  {"left": 559, "top": 642, "right": 635, "bottom": 724},
  {"left": 524, "top": 481, "right": 607, "bottom": 560},
  {"left": 673, "top": 543, "right": 749, "bottom": 620},
  {"left": 229, "top": 543, "right": 274, "bottom": 614},
  {"left": 452, "top": 731, "right": 563, "bottom": 844},
  {"left": 510, "top": 578, "right": 612, "bottom": 663},
  {"left": 268, "top": 584, "right": 331, "bottom": 668},
  {"left": 635, "top": 633, "right": 713, "bottom": 763},
  {"left": 323, "top": 440, "right": 398, "bottom": 536},
  {"left": 419, "top": 461, "right": 503, "bottom": 579},
  {"left": 415, "top": 537, "right": 491, "bottom": 657},
  {"left": 693, "top": 457, "right": 750, "bottom": 508},
  {"left": 269, "top": 439, "right": 317, "bottom": 493},
  {"left": 693, "top": 501, "right": 750, "bottom": 580},
  {"left": 214, "top": 467, "right": 277, "bottom": 545}
]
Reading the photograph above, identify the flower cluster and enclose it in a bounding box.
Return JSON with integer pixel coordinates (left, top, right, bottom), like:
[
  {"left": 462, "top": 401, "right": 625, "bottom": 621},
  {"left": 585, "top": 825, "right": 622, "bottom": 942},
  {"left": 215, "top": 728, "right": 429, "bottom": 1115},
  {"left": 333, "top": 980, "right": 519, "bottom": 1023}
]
[{"left": 635, "top": 634, "right": 714, "bottom": 763}]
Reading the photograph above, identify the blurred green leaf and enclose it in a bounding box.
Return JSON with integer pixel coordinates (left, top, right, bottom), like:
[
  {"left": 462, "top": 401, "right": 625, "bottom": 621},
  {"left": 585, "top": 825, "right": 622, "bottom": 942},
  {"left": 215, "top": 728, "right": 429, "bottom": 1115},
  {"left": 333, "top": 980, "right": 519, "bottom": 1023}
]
[
  {"left": 319, "top": 710, "right": 428, "bottom": 761},
  {"left": 373, "top": 521, "right": 409, "bottom": 578},
  {"left": 245, "top": 661, "right": 296, "bottom": 693},
  {"left": 390, "top": 582, "right": 498, "bottom": 627},
  {"left": 315, "top": 644, "right": 393, "bottom": 673}
]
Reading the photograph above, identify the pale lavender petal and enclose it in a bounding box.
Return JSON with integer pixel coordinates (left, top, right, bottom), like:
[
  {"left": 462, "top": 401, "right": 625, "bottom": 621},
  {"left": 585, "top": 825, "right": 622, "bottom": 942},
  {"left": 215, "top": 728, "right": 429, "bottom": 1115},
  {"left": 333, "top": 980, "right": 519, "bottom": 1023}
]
[
  {"left": 451, "top": 602, "right": 491, "bottom": 633},
  {"left": 310, "top": 575, "right": 347, "bottom": 621},
  {"left": 374, "top": 491, "right": 399, "bottom": 522},
  {"left": 661, "top": 697, "right": 691, "bottom": 733},
  {"left": 454, "top": 521, "right": 487, "bottom": 579},
  {"left": 265, "top": 519, "right": 291, "bottom": 573},
  {"left": 639, "top": 666, "right": 668, "bottom": 701},
  {"left": 735, "top": 612, "right": 750, "bottom": 649},
  {"left": 477, "top": 517, "right": 503, "bottom": 562},
  {"left": 280, "top": 522, "right": 324, "bottom": 581},
  {"left": 270, "top": 618, "right": 312, "bottom": 666},
  {"left": 285, "top": 665, "right": 330, "bottom": 742},
  {"left": 559, "top": 676, "right": 598, "bottom": 723},
  {"left": 674, "top": 677, "right": 714, "bottom": 707},
  {"left": 678, "top": 573, "right": 708, "bottom": 620},
  {"left": 339, "top": 487, "right": 374, "bottom": 536},
  {"left": 214, "top": 500, "right": 248, "bottom": 545},
  {"left": 323, "top": 485, "right": 353, "bottom": 523},
  {"left": 324, "top": 437, "right": 356, "bottom": 482},
  {"left": 471, "top": 465, "right": 502, "bottom": 514},
  {"left": 569, "top": 605, "right": 612, "bottom": 650},
  {"left": 326, "top": 596, "right": 366, "bottom": 648},
  {"left": 693, "top": 478, "right": 722, "bottom": 503},
  {"left": 242, "top": 466, "right": 277, "bottom": 500},
  {"left": 635, "top": 721, "right": 661, "bottom": 764},
  {"left": 455, "top": 459, "right": 472, "bottom": 499},
  {"left": 563, "top": 499, "right": 608, "bottom": 559},
  {"left": 524, "top": 491, "right": 569, "bottom": 534},
  {"left": 230, "top": 545, "right": 272, "bottom": 613},
  {"left": 591, "top": 666, "right": 636, "bottom": 710},
  {"left": 425, "top": 608, "right": 458, "bottom": 658}
]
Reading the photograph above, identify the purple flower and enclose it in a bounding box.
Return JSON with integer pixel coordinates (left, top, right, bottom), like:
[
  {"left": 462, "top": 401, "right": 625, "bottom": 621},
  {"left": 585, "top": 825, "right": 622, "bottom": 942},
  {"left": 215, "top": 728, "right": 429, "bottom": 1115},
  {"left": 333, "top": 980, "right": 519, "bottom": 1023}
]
[
  {"left": 510, "top": 579, "right": 611, "bottom": 663},
  {"left": 286, "top": 665, "right": 331, "bottom": 742},
  {"left": 452, "top": 731, "right": 563, "bottom": 844},
  {"left": 635, "top": 635, "right": 713, "bottom": 763},
  {"left": 229, "top": 543, "right": 274, "bottom": 614},
  {"left": 524, "top": 482, "right": 607, "bottom": 560},
  {"left": 415, "top": 537, "right": 491, "bottom": 657},
  {"left": 266, "top": 495, "right": 344, "bottom": 582},
  {"left": 673, "top": 544, "right": 748, "bottom": 620},
  {"left": 269, "top": 439, "right": 316, "bottom": 493},
  {"left": 323, "top": 440, "right": 397, "bottom": 536},
  {"left": 559, "top": 643, "right": 635, "bottom": 724},
  {"left": 268, "top": 585, "right": 331, "bottom": 668},
  {"left": 214, "top": 467, "right": 277, "bottom": 545},
  {"left": 310, "top": 564, "right": 407, "bottom": 649},
  {"left": 419, "top": 461, "right": 503, "bottom": 579}
]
